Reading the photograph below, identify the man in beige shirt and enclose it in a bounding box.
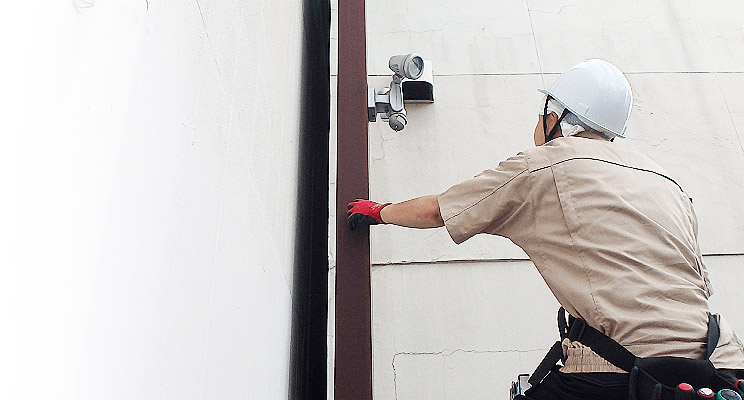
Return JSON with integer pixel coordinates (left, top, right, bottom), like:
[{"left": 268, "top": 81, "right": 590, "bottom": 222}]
[{"left": 347, "top": 60, "right": 744, "bottom": 399}]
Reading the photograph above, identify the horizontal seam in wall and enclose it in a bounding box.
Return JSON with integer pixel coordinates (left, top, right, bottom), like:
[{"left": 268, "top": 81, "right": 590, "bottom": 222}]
[
  {"left": 371, "top": 253, "right": 744, "bottom": 267},
  {"left": 372, "top": 258, "right": 531, "bottom": 267},
  {"left": 363, "top": 71, "right": 744, "bottom": 77}
]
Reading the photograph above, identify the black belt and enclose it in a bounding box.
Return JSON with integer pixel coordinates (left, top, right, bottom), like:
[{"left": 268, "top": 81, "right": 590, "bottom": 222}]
[{"left": 528, "top": 308, "right": 740, "bottom": 400}]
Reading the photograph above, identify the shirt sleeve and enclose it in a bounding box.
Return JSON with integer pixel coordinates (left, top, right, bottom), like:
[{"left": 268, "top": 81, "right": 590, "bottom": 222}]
[{"left": 436, "top": 152, "right": 532, "bottom": 244}]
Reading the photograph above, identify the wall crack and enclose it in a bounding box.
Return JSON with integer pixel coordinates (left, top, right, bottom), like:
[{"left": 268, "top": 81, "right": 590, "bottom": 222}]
[
  {"left": 195, "top": 0, "right": 221, "bottom": 75},
  {"left": 391, "top": 348, "right": 547, "bottom": 400}
]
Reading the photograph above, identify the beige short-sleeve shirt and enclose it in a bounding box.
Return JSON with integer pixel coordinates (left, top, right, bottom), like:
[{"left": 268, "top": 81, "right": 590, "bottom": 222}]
[{"left": 437, "top": 133, "right": 744, "bottom": 370}]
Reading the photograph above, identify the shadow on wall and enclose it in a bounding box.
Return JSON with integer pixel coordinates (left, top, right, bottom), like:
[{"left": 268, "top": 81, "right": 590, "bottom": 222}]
[{"left": 289, "top": 0, "right": 331, "bottom": 399}]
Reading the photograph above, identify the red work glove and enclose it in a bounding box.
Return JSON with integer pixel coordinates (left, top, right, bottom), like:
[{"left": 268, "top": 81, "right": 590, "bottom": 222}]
[{"left": 347, "top": 199, "right": 391, "bottom": 230}]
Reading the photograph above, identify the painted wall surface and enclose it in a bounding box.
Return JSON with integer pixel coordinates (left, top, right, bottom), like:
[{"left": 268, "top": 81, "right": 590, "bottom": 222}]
[
  {"left": 4, "top": 1, "right": 303, "bottom": 399},
  {"left": 329, "top": 0, "right": 744, "bottom": 399}
]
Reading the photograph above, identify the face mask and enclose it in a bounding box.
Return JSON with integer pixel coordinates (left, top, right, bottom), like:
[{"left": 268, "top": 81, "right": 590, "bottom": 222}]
[{"left": 561, "top": 123, "right": 585, "bottom": 137}]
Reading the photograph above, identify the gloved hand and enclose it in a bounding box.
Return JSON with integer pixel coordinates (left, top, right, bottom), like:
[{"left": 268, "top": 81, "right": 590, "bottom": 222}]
[{"left": 347, "top": 199, "right": 391, "bottom": 230}]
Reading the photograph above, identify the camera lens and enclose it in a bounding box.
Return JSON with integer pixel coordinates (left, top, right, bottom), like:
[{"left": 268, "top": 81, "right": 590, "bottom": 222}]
[{"left": 409, "top": 57, "right": 423, "bottom": 78}]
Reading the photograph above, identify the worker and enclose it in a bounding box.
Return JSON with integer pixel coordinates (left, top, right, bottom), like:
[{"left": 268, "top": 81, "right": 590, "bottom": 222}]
[{"left": 347, "top": 59, "right": 744, "bottom": 400}]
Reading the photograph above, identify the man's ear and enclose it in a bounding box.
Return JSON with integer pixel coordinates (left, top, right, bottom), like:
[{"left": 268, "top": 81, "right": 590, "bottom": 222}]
[
  {"left": 535, "top": 112, "right": 564, "bottom": 146},
  {"left": 544, "top": 111, "right": 563, "bottom": 139},
  {"left": 545, "top": 111, "right": 559, "bottom": 134}
]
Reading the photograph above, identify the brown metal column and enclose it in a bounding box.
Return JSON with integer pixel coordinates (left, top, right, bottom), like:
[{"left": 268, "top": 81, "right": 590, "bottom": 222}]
[{"left": 335, "top": 0, "right": 372, "bottom": 398}]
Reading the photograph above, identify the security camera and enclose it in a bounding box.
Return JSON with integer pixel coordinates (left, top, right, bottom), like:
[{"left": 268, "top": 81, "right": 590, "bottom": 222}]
[
  {"left": 388, "top": 53, "right": 424, "bottom": 80},
  {"left": 368, "top": 53, "right": 433, "bottom": 131}
]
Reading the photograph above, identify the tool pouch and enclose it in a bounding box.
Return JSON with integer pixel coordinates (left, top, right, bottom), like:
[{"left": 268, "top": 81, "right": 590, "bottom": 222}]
[
  {"left": 628, "top": 356, "right": 739, "bottom": 400},
  {"left": 529, "top": 308, "right": 744, "bottom": 400}
]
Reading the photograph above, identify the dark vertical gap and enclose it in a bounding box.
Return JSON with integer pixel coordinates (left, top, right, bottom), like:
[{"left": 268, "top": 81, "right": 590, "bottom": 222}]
[{"left": 289, "top": 0, "right": 330, "bottom": 398}]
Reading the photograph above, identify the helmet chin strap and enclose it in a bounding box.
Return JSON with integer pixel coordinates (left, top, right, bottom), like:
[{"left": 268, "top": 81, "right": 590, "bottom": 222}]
[{"left": 543, "top": 96, "right": 570, "bottom": 144}]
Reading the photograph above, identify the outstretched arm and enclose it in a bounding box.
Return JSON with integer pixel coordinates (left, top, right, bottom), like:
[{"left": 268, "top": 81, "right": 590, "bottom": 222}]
[
  {"left": 380, "top": 195, "right": 444, "bottom": 228},
  {"left": 347, "top": 195, "right": 444, "bottom": 230}
]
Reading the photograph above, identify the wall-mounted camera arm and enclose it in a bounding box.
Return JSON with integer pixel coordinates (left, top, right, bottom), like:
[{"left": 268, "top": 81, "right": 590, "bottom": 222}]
[{"left": 368, "top": 76, "right": 408, "bottom": 131}]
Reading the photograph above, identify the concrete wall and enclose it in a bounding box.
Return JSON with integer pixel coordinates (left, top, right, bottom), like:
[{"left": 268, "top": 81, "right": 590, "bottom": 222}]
[
  {"left": 330, "top": 0, "right": 744, "bottom": 399},
  {"left": 4, "top": 1, "right": 305, "bottom": 399}
]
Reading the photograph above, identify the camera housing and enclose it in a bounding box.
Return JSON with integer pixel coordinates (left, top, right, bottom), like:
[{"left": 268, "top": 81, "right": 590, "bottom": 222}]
[
  {"left": 402, "top": 59, "right": 434, "bottom": 103},
  {"left": 389, "top": 53, "right": 424, "bottom": 80}
]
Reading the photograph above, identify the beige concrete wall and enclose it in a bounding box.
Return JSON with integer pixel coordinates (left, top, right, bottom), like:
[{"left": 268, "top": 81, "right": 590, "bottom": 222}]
[
  {"left": 329, "top": 0, "right": 744, "bottom": 399},
  {"left": 4, "top": 1, "right": 304, "bottom": 399}
]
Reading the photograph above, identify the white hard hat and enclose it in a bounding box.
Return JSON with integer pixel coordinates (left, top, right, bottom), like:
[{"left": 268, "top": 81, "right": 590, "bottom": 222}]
[{"left": 538, "top": 59, "right": 633, "bottom": 138}]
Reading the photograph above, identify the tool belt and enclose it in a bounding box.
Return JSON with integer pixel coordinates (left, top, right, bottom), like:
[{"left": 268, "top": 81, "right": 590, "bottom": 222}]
[{"left": 529, "top": 308, "right": 744, "bottom": 400}]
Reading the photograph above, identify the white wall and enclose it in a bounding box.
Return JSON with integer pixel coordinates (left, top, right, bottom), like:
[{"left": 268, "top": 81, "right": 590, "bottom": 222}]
[
  {"left": 330, "top": 0, "right": 744, "bottom": 398},
  {"left": 3, "top": 1, "right": 303, "bottom": 399}
]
